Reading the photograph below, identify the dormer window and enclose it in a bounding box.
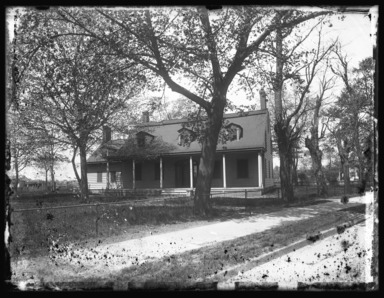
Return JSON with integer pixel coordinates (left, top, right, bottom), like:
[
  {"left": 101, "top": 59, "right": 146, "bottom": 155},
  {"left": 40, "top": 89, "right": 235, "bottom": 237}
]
[
  {"left": 136, "top": 131, "right": 154, "bottom": 148},
  {"left": 177, "top": 128, "right": 196, "bottom": 146},
  {"left": 225, "top": 123, "right": 243, "bottom": 141}
]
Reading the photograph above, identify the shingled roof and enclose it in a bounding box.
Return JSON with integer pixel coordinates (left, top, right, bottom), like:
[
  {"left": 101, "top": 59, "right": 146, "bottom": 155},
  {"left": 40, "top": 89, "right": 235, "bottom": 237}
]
[{"left": 87, "top": 110, "right": 268, "bottom": 163}]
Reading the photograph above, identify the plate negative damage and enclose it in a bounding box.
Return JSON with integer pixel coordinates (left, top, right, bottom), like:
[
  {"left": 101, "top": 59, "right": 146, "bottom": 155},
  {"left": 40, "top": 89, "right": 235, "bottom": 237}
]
[{"left": 5, "top": 5, "right": 378, "bottom": 292}]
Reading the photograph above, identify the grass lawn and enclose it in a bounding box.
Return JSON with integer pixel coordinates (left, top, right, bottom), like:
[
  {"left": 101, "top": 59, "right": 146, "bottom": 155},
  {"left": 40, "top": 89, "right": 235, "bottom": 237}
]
[{"left": 9, "top": 194, "right": 357, "bottom": 259}]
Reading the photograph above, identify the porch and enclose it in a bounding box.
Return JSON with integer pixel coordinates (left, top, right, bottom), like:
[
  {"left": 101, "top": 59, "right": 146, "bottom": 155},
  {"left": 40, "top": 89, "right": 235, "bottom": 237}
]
[{"left": 88, "top": 150, "right": 271, "bottom": 190}]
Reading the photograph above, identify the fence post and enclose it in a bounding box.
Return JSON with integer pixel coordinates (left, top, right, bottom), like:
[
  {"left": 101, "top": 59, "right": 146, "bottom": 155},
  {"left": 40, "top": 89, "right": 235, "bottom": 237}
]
[
  {"left": 95, "top": 204, "right": 99, "bottom": 237},
  {"left": 245, "top": 189, "right": 247, "bottom": 199}
]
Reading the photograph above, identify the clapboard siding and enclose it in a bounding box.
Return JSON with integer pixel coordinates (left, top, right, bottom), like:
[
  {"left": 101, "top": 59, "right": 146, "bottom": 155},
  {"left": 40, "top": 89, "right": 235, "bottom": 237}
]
[{"left": 87, "top": 162, "right": 125, "bottom": 190}]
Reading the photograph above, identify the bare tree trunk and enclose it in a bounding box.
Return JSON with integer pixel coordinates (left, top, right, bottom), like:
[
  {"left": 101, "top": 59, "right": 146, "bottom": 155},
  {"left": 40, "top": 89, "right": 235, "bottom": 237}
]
[
  {"left": 193, "top": 98, "right": 225, "bottom": 216},
  {"left": 304, "top": 96, "right": 328, "bottom": 197},
  {"left": 14, "top": 148, "right": 19, "bottom": 195},
  {"left": 49, "top": 143, "right": 56, "bottom": 192},
  {"left": 305, "top": 137, "right": 328, "bottom": 196},
  {"left": 273, "top": 26, "right": 295, "bottom": 203},
  {"left": 45, "top": 169, "right": 48, "bottom": 190},
  {"left": 50, "top": 164, "right": 56, "bottom": 192},
  {"left": 275, "top": 121, "right": 295, "bottom": 202},
  {"left": 337, "top": 139, "right": 351, "bottom": 194},
  {"left": 79, "top": 143, "right": 89, "bottom": 202},
  {"left": 292, "top": 154, "right": 299, "bottom": 186},
  {"left": 72, "top": 145, "right": 81, "bottom": 185},
  {"left": 274, "top": 25, "right": 293, "bottom": 201},
  {"left": 343, "top": 158, "right": 351, "bottom": 193}
]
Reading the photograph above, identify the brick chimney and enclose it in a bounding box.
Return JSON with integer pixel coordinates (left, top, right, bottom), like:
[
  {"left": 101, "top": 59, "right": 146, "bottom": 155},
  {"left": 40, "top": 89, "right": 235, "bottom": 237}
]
[
  {"left": 103, "top": 125, "right": 111, "bottom": 143},
  {"left": 259, "top": 88, "right": 268, "bottom": 110},
  {"left": 142, "top": 111, "right": 150, "bottom": 123}
]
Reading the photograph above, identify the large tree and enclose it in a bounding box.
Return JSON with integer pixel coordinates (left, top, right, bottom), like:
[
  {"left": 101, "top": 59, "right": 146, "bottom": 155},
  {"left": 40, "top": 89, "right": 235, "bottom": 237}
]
[
  {"left": 17, "top": 16, "right": 140, "bottom": 201},
  {"left": 254, "top": 17, "right": 336, "bottom": 202},
  {"left": 304, "top": 65, "right": 335, "bottom": 196},
  {"left": 326, "top": 52, "right": 374, "bottom": 192},
  {"left": 50, "top": 6, "right": 330, "bottom": 214},
  {"left": 29, "top": 126, "right": 69, "bottom": 191},
  {"left": 6, "top": 110, "right": 37, "bottom": 194}
]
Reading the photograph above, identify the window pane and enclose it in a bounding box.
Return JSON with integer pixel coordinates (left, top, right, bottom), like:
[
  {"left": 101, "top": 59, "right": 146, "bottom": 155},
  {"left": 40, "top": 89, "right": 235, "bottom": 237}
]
[
  {"left": 111, "top": 171, "right": 116, "bottom": 183},
  {"left": 97, "top": 172, "right": 102, "bottom": 183},
  {"left": 138, "top": 136, "right": 145, "bottom": 148},
  {"left": 154, "top": 162, "right": 160, "bottom": 180},
  {"left": 135, "top": 163, "right": 142, "bottom": 180},
  {"left": 213, "top": 161, "right": 221, "bottom": 179},
  {"left": 237, "top": 159, "right": 248, "bottom": 178}
]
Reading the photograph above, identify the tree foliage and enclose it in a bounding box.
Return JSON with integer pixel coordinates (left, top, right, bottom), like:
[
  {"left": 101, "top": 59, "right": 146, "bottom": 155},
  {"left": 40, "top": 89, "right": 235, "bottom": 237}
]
[
  {"left": 326, "top": 52, "right": 375, "bottom": 191},
  {"left": 14, "top": 10, "right": 143, "bottom": 200},
  {"left": 257, "top": 18, "right": 336, "bottom": 201}
]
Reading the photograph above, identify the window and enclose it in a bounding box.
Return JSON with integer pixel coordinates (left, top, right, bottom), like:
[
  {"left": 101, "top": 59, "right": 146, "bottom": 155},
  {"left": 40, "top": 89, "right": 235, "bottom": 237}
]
[
  {"left": 97, "top": 172, "right": 103, "bottom": 183},
  {"left": 110, "top": 171, "right": 116, "bottom": 183},
  {"left": 137, "top": 135, "right": 145, "bottom": 148},
  {"left": 213, "top": 161, "right": 221, "bottom": 179},
  {"left": 154, "top": 162, "right": 165, "bottom": 180},
  {"left": 154, "top": 162, "right": 160, "bottom": 180},
  {"left": 177, "top": 128, "right": 196, "bottom": 146},
  {"left": 269, "top": 161, "right": 271, "bottom": 178},
  {"left": 264, "top": 158, "right": 267, "bottom": 179},
  {"left": 225, "top": 123, "right": 243, "bottom": 141},
  {"left": 136, "top": 131, "right": 154, "bottom": 148},
  {"left": 237, "top": 159, "right": 248, "bottom": 179},
  {"left": 265, "top": 131, "right": 267, "bottom": 151},
  {"left": 135, "top": 163, "right": 142, "bottom": 180}
]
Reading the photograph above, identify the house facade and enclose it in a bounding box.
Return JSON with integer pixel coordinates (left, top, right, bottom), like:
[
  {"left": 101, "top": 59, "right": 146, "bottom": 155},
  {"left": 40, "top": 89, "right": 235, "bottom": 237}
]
[{"left": 86, "top": 91, "right": 274, "bottom": 193}]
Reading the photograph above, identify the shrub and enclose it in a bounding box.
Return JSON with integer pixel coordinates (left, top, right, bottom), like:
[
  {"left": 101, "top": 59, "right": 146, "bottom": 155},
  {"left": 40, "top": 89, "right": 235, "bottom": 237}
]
[{"left": 340, "top": 195, "right": 349, "bottom": 204}]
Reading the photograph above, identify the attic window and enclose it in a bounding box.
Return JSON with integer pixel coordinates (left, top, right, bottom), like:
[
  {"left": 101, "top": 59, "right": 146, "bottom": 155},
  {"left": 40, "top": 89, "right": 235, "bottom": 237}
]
[
  {"left": 225, "top": 123, "right": 243, "bottom": 141},
  {"left": 136, "top": 131, "right": 154, "bottom": 148},
  {"left": 177, "top": 128, "right": 196, "bottom": 146}
]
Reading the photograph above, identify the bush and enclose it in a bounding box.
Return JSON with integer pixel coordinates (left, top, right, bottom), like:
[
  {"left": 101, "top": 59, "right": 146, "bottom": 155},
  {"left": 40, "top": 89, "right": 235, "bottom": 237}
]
[
  {"left": 324, "top": 169, "right": 340, "bottom": 186},
  {"left": 340, "top": 195, "right": 349, "bottom": 204},
  {"left": 297, "top": 172, "right": 308, "bottom": 185}
]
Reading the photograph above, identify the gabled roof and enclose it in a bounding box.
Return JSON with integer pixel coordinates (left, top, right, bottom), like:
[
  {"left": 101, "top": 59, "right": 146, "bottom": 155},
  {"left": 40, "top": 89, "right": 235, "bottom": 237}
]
[{"left": 87, "top": 110, "right": 269, "bottom": 163}]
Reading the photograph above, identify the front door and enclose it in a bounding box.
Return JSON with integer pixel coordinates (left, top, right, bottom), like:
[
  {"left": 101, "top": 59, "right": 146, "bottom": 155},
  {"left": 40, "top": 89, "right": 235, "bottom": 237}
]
[{"left": 175, "top": 159, "right": 198, "bottom": 188}]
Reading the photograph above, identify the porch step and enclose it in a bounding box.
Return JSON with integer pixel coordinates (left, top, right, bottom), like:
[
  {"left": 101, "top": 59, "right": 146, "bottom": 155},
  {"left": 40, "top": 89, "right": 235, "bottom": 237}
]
[
  {"left": 90, "top": 189, "right": 163, "bottom": 196},
  {"left": 89, "top": 188, "right": 267, "bottom": 199}
]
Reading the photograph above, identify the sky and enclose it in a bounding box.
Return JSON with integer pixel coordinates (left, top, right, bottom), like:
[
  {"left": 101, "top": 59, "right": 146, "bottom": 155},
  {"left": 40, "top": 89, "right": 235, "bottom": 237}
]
[{"left": 6, "top": 7, "right": 375, "bottom": 181}]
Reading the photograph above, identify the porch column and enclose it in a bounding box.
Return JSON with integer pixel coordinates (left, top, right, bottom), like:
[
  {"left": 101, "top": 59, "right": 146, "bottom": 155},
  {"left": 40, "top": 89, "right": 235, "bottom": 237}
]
[
  {"left": 190, "top": 155, "right": 193, "bottom": 189},
  {"left": 160, "top": 157, "right": 163, "bottom": 189},
  {"left": 132, "top": 159, "right": 136, "bottom": 189},
  {"left": 258, "top": 152, "right": 263, "bottom": 188},
  {"left": 106, "top": 161, "right": 110, "bottom": 189},
  {"left": 223, "top": 153, "right": 227, "bottom": 188},
  {"left": 106, "top": 150, "right": 110, "bottom": 189}
]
